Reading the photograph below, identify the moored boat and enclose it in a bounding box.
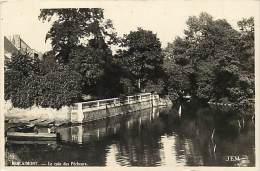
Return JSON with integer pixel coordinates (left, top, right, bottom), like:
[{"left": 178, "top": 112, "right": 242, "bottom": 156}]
[
  {"left": 6, "top": 140, "right": 58, "bottom": 145},
  {"left": 6, "top": 132, "right": 59, "bottom": 141},
  {"left": 14, "top": 124, "right": 35, "bottom": 133}
]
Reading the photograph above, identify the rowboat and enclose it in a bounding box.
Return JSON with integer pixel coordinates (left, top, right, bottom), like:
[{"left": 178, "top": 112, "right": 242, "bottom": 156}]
[
  {"left": 14, "top": 124, "right": 35, "bottom": 133},
  {"left": 6, "top": 132, "right": 59, "bottom": 141},
  {"left": 6, "top": 140, "right": 58, "bottom": 145}
]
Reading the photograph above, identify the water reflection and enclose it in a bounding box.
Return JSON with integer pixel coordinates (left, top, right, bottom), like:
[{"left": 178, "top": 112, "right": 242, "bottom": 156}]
[
  {"left": 6, "top": 103, "right": 255, "bottom": 166},
  {"left": 59, "top": 108, "right": 160, "bottom": 145}
]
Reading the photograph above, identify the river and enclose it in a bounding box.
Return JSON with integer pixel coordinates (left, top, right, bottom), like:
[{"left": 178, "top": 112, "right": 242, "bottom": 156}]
[{"left": 5, "top": 101, "right": 255, "bottom": 167}]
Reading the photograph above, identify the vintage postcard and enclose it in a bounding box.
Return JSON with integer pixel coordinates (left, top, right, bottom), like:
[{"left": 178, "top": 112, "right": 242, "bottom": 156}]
[{"left": 0, "top": 0, "right": 259, "bottom": 170}]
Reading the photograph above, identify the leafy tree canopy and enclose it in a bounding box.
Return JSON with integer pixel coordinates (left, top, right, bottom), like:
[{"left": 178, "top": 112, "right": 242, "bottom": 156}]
[
  {"left": 120, "top": 28, "right": 164, "bottom": 91},
  {"left": 39, "top": 8, "right": 117, "bottom": 63},
  {"left": 5, "top": 52, "right": 82, "bottom": 109},
  {"left": 164, "top": 12, "right": 254, "bottom": 109},
  {"left": 39, "top": 8, "right": 121, "bottom": 97}
]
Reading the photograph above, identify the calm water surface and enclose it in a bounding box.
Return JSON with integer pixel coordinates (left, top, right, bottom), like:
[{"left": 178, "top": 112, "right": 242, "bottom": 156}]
[{"left": 6, "top": 102, "right": 255, "bottom": 166}]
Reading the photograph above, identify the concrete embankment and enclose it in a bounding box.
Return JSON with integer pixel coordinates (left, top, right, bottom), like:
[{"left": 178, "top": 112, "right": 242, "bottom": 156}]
[
  {"left": 4, "top": 94, "right": 172, "bottom": 125},
  {"left": 4, "top": 101, "right": 71, "bottom": 125},
  {"left": 69, "top": 93, "right": 170, "bottom": 123}
]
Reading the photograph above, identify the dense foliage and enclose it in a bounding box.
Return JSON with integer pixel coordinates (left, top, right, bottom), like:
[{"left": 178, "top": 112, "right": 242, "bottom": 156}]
[
  {"left": 5, "top": 52, "right": 82, "bottom": 109},
  {"left": 39, "top": 8, "right": 117, "bottom": 63},
  {"left": 119, "top": 28, "right": 165, "bottom": 93},
  {"left": 5, "top": 53, "right": 40, "bottom": 103},
  {"left": 4, "top": 10, "right": 254, "bottom": 112},
  {"left": 164, "top": 13, "right": 254, "bottom": 110},
  {"left": 39, "top": 9, "right": 118, "bottom": 97},
  {"left": 38, "top": 70, "right": 82, "bottom": 109}
]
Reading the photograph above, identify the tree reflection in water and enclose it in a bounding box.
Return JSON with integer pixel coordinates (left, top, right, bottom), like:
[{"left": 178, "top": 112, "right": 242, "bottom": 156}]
[{"left": 6, "top": 103, "right": 255, "bottom": 166}]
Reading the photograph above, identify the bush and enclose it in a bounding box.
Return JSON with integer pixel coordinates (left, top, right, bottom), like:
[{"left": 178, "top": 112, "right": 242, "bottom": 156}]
[
  {"left": 11, "top": 75, "right": 41, "bottom": 108},
  {"left": 39, "top": 70, "right": 82, "bottom": 109},
  {"left": 5, "top": 52, "right": 82, "bottom": 109}
]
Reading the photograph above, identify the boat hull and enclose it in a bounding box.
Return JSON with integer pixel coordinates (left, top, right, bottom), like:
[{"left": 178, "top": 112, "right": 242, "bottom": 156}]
[
  {"left": 7, "top": 140, "right": 57, "bottom": 145},
  {"left": 7, "top": 132, "right": 58, "bottom": 141}
]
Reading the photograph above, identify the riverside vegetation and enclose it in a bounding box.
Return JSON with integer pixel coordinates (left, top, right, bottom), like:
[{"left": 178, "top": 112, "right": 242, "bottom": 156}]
[{"left": 5, "top": 10, "right": 254, "bottom": 118}]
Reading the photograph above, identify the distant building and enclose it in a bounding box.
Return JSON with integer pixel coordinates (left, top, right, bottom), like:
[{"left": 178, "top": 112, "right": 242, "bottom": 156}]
[
  {"left": 4, "top": 34, "right": 43, "bottom": 60},
  {"left": 4, "top": 36, "right": 19, "bottom": 59}
]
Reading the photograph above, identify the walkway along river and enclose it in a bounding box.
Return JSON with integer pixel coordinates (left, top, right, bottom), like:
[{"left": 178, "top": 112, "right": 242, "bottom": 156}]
[
  {"left": 5, "top": 93, "right": 168, "bottom": 125},
  {"left": 69, "top": 93, "right": 165, "bottom": 123},
  {"left": 5, "top": 100, "right": 255, "bottom": 167}
]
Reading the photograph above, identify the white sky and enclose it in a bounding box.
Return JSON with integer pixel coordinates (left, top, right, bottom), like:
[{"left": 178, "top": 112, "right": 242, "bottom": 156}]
[{"left": 1, "top": 0, "right": 259, "bottom": 54}]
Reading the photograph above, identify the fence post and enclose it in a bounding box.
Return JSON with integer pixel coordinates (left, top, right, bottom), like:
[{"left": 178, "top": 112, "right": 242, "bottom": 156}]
[
  {"left": 113, "top": 99, "right": 117, "bottom": 105},
  {"left": 127, "top": 96, "right": 130, "bottom": 104},
  {"left": 152, "top": 95, "right": 155, "bottom": 107},
  {"left": 77, "top": 103, "right": 84, "bottom": 123},
  {"left": 97, "top": 101, "right": 100, "bottom": 107}
]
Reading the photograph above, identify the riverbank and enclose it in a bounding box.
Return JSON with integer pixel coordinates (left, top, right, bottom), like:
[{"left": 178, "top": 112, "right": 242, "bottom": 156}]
[
  {"left": 4, "top": 101, "right": 71, "bottom": 125},
  {"left": 4, "top": 96, "right": 172, "bottom": 125}
]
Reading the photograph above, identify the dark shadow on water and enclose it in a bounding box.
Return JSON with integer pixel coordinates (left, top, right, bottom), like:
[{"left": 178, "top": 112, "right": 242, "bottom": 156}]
[{"left": 5, "top": 102, "right": 255, "bottom": 167}]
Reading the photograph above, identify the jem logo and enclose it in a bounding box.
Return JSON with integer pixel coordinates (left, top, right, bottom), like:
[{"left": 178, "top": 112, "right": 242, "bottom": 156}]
[{"left": 224, "top": 156, "right": 240, "bottom": 162}]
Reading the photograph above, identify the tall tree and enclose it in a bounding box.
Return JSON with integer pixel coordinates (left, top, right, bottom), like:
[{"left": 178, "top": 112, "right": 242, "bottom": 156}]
[
  {"left": 120, "top": 28, "right": 164, "bottom": 91},
  {"left": 237, "top": 17, "right": 254, "bottom": 73},
  {"left": 164, "top": 12, "right": 254, "bottom": 108},
  {"left": 39, "top": 8, "right": 119, "bottom": 97},
  {"left": 163, "top": 37, "right": 194, "bottom": 100},
  {"left": 39, "top": 8, "right": 117, "bottom": 63}
]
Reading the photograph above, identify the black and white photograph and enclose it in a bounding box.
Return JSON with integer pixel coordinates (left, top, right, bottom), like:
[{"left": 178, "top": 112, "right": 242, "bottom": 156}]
[{"left": 1, "top": 0, "right": 259, "bottom": 168}]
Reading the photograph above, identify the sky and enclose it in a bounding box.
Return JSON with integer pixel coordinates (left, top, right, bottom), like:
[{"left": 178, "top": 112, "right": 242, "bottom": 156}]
[{"left": 1, "top": 0, "right": 259, "bottom": 54}]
